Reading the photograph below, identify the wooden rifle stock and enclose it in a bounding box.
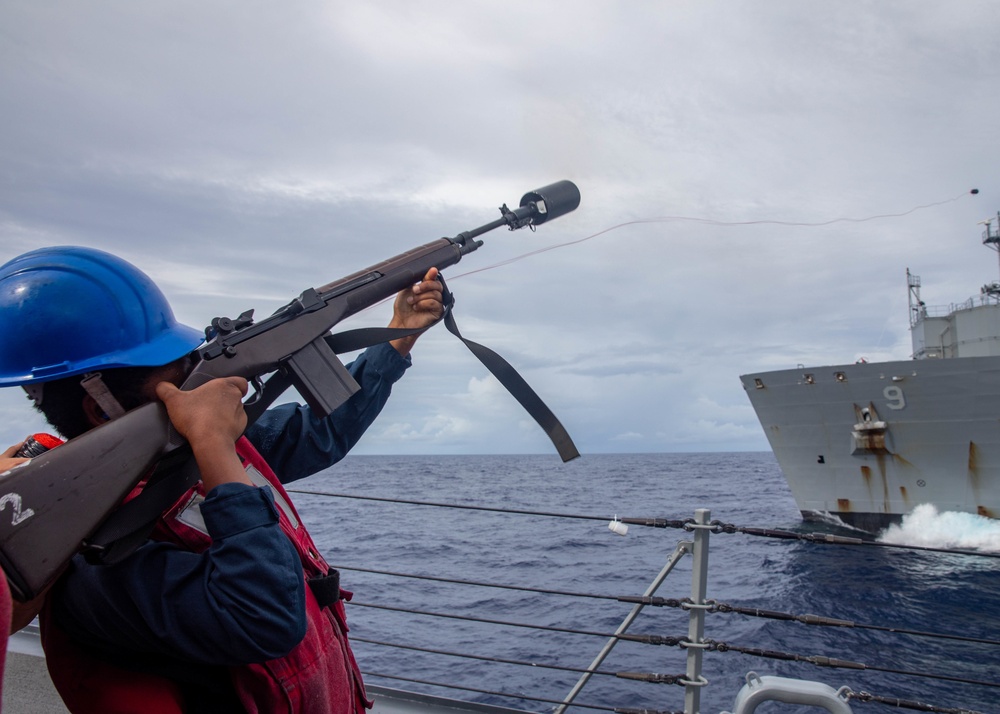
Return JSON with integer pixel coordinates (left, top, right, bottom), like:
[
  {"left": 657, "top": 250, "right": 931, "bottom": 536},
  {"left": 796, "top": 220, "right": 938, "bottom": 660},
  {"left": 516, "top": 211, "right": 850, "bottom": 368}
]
[{"left": 0, "top": 402, "right": 172, "bottom": 600}]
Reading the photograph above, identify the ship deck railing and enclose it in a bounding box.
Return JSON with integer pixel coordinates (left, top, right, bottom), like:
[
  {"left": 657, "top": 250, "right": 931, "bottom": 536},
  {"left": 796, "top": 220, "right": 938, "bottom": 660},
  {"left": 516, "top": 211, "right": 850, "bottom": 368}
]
[
  {"left": 914, "top": 293, "right": 1000, "bottom": 321},
  {"left": 286, "top": 490, "right": 998, "bottom": 714},
  {"left": 7, "top": 491, "right": 1000, "bottom": 714}
]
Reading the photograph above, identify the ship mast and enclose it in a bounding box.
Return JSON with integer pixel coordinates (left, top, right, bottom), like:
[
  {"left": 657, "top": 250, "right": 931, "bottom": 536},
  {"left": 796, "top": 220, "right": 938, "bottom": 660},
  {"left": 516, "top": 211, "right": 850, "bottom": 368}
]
[
  {"left": 981, "top": 211, "right": 1000, "bottom": 303},
  {"left": 907, "top": 268, "right": 924, "bottom": 328}
]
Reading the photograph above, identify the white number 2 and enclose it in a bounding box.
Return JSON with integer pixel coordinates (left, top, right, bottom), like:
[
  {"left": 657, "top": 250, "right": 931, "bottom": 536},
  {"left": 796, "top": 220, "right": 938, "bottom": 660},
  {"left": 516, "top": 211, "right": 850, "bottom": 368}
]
[{"left": 0, "top": 493, "right": 35, "bottom": 526}]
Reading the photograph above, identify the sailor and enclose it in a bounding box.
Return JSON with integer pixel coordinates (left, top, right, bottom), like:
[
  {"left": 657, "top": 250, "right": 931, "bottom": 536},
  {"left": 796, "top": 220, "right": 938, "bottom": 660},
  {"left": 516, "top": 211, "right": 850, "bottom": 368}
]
[{"left": 0, "top": 246, "right": 444, "bottom": 713}]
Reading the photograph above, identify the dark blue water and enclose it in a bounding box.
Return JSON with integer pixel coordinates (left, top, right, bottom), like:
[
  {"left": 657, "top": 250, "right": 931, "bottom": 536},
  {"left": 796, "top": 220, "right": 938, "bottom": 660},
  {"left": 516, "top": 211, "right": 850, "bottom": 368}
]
[{"left": 289, "top": 453, "right": 1000, "bottom": 714}]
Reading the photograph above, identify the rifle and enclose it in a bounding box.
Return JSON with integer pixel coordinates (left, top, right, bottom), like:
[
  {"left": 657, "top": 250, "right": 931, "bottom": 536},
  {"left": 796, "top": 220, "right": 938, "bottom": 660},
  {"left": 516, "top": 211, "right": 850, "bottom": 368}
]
[{"left": 0, "top": 180, "right": 581, "bottom": 601}]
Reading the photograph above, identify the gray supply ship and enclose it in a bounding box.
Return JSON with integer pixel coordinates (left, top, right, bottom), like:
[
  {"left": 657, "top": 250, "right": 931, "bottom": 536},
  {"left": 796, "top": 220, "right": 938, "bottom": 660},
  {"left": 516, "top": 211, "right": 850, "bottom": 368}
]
[{"left": 740, "top": 212, "right": 1000, "bottom": 533}]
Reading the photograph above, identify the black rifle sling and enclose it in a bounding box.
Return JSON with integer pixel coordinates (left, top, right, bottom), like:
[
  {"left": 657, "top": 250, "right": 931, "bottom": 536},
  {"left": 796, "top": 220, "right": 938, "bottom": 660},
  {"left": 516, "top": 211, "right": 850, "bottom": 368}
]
[
  {"left": 248, "top": 279, "right": 578, "bottom": 460},
  {"left": 442, "top": 312, "right": 580, "bottom": 461},
  {"left": 437, "top": 280, "right": 580, "bottom": 462},
  {"left": 323, "top": 277, "right": 579, "bottom": 462},
  {"left": 88, "top": 280, "right": 578, "bottom": 565}
]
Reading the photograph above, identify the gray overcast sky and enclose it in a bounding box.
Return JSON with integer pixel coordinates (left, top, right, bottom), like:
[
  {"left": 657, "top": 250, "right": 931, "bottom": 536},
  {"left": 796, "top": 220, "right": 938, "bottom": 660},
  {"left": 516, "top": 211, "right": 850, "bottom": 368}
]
[{"left": 1, "top": 1, "right": 998, "bottom": 456}]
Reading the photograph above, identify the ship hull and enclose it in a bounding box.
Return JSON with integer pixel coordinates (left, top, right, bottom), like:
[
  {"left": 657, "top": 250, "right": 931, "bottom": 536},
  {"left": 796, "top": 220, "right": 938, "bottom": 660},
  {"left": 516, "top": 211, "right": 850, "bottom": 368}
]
[{"left": 740, "top": 356, "right": 1000, "bottom": 533}]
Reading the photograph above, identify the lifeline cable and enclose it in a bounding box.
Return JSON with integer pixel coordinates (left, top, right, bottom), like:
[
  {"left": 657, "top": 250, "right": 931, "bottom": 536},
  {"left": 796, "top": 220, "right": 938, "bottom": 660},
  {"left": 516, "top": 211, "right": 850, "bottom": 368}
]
[
  {"left": 620, "top": 516, "right": 1000, "bottom": 559},
  {"left": 288, "top": 487, "right": 1000, "bottom": 559},
  {"left": 845, "top": 689, "right": 981, "bottom": 714},
  {"left": 619, "top": 595, "right": 1000, "bottom": 648},
  {"left": 363, "top": 670, "right": 620, "bottom": 712},
  {"left": 707, "top": 600, "right": 1000, "bottom": 647},
  {"left": 336, "top": 563, "right": 616, "bottom": 600},
  {"left": 359, "top": 631, "right": 983, "bottom": 714},
  {"left": 704, "top": 639, "right": 1000, "bottom": 689},
  {"left": 359, "top": 638, "right": 692, "bottom": 712},
  {"left": 345, "top": 566, "right": 1000, "bottom": 649},
  {"left": 354, "top": 635, "right": 622, "bottom": 678},
  {"left": 356, "top": 597, "right": 1000, "bottom": 695},
  {"left": 719, "top": 522, "right": 1000, "bottom": 558},
  {"left": 351, "top": 599, "right": 616, "bottom": 636},
  {"left": 287, "top": 488, "right": 609, "bottom": 523}
]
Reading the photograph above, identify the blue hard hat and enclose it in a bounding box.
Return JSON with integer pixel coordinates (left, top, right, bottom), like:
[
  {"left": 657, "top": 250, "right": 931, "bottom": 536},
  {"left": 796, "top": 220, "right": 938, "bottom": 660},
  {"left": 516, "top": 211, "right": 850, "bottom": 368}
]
[{"left": 0, "top": 246, "right": 205, "bottom": 386}]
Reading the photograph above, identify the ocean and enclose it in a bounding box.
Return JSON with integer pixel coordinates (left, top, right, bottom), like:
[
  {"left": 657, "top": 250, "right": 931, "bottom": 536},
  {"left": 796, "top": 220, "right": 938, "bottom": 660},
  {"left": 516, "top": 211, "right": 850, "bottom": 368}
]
[{"left": 288, "top": 452, "right": 1000, "bottom": 714}]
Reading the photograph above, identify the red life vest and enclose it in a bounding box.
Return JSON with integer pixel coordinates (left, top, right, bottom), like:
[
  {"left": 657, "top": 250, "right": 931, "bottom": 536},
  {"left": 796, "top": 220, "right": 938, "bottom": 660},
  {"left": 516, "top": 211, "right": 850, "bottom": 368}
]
[{"left": 41, "top": 437, "right": 371, "bottom": 714}]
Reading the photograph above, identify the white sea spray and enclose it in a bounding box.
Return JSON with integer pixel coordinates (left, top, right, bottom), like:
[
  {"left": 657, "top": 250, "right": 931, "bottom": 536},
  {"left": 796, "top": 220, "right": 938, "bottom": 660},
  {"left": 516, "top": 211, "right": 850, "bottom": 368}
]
[{"left": 878, "top": 503, "right": 1000, "bottom": 553}]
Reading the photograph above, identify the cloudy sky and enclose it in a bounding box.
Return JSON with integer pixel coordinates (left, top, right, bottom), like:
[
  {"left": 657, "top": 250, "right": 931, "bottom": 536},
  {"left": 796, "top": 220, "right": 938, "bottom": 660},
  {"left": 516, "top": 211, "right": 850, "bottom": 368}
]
[{"left": 1, "top": 1, "right": 998, "bottom": 457}]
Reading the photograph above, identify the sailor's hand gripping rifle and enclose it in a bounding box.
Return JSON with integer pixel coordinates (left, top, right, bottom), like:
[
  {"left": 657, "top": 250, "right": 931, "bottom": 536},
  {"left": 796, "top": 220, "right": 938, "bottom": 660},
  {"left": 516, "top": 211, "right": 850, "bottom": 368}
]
[{"left": 0, "top": 180, "right": 581, "bottom": 601}]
